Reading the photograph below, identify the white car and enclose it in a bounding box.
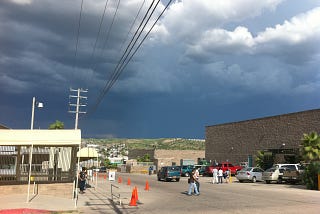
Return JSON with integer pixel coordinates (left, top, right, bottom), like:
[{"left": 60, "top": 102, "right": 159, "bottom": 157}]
[{"left": 236, "top": 167, "right": 264, "bottom": 183}]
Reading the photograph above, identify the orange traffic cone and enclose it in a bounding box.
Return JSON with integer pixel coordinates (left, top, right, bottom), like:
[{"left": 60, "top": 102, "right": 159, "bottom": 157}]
[
  {"left": 118, "top": 176, "right": 122, "bottom": 183},
  {"left": 134, "top": 186, "right": 139, "bottom": 201},
  {"left": 129, "top": 189, "right": 137, "bottom": 206},
  {"left": 127, "top": 178, "right": 131, "bottom": 185},
  {"left": 145, "top": 180, "right": 149, "bottom": 191}
]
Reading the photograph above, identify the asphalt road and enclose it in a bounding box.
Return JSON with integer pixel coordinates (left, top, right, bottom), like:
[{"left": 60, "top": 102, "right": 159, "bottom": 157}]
[{"left": 111, "top": 172, "right": 320, "bottom": 214}]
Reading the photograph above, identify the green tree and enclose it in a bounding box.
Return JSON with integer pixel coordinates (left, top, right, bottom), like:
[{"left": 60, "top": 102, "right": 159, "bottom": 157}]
[
  {"left": 300, "top": 132, "right": 320, "bottom": 190},
  {"left": 300, "top": 132, "right": 320, "bottom": 162},
  {"left": 49, "top": 120, "right": 64, "bottom": 129},
  {"left": 137, "top": 154, "right": 151, "bottom": 162},
  {"left": 255, "top": 150, "right": 274, "bottom": 170}
]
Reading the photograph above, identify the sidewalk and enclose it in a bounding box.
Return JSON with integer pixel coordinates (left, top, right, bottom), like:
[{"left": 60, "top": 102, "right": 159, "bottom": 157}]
[{"left": 0, "top": 175, "right": 149, "bottom": 213}]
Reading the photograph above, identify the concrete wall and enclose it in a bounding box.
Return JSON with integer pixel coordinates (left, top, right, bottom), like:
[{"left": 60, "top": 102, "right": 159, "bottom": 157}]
[
  {"left": 128, "top": 149, "right": 205, "bottom": 170},
  {"left": 205, "top": 109, "right": 320, "bottom": 166},
  {"left": 154, "top": 150, "right": 205, "bottom": 170},
  {"left": 0, "top": 183, "right": 74, "bottom": 198}
]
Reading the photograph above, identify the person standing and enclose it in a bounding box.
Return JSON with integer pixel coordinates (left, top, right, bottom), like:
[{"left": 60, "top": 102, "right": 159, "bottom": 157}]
[
  {"left": 212, "top": 168, "right": 218, "bottom": 184},
  {"left": 78, "top": 167, "right": 86, "bottom": 194},
  {"left": 218, "top": 168, "right": 223, "bottom": 184},
  {"left": 187, "top": 169, "right": 199, "bottom": 196},
  {"left": 194, "top": 168, "right": 200, "bottom": 193},
  {"left": 225, "top": 168, "right": 230, "bottom": 183}
]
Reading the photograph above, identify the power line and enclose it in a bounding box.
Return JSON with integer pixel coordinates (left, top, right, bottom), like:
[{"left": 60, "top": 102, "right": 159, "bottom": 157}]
[
  {"left": 85, "top": 0, "right": 110, "bottom": 90},
  {"left": 90, "top": 0, "right": 158, "bottom": 113},
  {"left": 85, "top": 0, "right": 121, "bottom": 90},
  {"left": 73, "top": 0, "right": 84, "bottom": 74},
  {"left": 89, "top": 0, "right": 173, "bottom": 114},
  {"left": 99, "top": 0, "right": 121, "bottom": 58}
]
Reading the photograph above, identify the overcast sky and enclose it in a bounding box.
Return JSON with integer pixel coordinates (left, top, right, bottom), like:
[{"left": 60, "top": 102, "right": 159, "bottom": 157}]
[{"left": 1, "top": 0, "right": 320, "bottom": 139}]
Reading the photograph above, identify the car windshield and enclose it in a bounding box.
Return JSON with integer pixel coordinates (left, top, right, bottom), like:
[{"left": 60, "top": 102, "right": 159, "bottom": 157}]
[
  {"left": 240, "top": 167, "right": 252, "bottom": 172},
  {"left": 265, "top": 168, "right": 276, "bottom": 172},
  {"left": 169, "top": 166, "right": 180, "bottom": 171}
]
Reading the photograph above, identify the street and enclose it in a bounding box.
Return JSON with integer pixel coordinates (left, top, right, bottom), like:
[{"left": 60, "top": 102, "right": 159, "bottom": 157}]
[{"left": 81, "top": 172, "right": 320, "bottom": 214}]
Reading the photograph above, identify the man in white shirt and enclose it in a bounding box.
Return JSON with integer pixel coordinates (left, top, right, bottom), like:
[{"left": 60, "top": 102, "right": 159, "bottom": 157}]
[
  {"left": 218, "top": 168, "right": 223, "bottom": 184},
  {"left": 212, "top": 168, "right": 218, "bottom": 184}
]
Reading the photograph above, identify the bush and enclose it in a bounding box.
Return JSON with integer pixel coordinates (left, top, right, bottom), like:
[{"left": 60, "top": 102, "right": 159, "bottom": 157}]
[{"left": 303, "top": 162, "right": 320, "bottom": 190}]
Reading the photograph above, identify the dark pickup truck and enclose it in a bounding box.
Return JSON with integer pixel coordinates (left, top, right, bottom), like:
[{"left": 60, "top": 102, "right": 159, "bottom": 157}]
[
  {"left": 157, "top": 166, "right": 181, "bottom": 182},
  {"left": 281, "top": 164, "right": 305, "bottom": 184}
]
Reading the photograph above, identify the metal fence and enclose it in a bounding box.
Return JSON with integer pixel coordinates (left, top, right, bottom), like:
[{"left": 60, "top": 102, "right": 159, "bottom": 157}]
[{"left": 0, "top": 145, "right": 78, "bottom": 184}]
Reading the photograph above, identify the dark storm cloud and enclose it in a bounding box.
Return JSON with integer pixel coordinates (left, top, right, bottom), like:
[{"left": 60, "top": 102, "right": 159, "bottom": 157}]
[{"left": 1, "top": 0, "right": 320, "bottom": 139}]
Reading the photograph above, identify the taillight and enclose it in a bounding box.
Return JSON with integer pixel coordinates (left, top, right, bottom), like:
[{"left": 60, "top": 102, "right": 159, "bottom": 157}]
[{"left": 246, "top": 172, "right": 250, "bottom": 175}]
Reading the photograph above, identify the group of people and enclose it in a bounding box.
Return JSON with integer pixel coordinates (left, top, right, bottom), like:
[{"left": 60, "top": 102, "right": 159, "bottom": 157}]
[
  {"left": 187, "top": 167, "right": 231, "bottom": 196},
  {"left": 212, "top": 168, "right": 230, "bottom": 184}
]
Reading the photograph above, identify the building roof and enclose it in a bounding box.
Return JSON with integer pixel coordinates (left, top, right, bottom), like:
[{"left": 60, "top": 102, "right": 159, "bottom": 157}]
[{"left": 0, "top": 129, "right": 81, "bottom": 146}]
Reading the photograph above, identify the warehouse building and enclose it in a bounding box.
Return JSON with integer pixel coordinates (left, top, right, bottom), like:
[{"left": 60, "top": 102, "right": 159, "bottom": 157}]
[{"left": 205, "top": 109, "right": 320, "bottom": 166}]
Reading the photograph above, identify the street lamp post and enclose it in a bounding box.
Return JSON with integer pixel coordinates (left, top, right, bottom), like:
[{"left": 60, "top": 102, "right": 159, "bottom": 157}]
[{"left": 27, "top": 97, "right": 43, "bottom": 202}]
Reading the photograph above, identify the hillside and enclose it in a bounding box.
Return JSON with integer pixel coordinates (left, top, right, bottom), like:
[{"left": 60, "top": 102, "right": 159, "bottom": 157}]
[{"left": 83, "top": 138, "right": 205, "bottom": 150}]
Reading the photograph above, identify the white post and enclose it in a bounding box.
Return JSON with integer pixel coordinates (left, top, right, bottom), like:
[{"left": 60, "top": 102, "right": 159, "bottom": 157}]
[
  {"left": 75, "top": 89, "right": 80, "bottom": 129},
  {"left": 27, "top": 97, "right": 35, "bottom": 203},
  {"left": 30, "top": 97, "right": 35, "bottom": 129},
  {"left": 95, "top": 154, "right": 98, "bottom": 189},
  {"left": 74, "top": 144, "right": 81, "bottom": 208}
]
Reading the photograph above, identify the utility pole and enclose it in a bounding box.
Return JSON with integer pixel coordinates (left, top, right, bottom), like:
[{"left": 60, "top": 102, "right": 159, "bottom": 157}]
[{"left": 69, "top": 88, "right": 87, "bottom": 129}]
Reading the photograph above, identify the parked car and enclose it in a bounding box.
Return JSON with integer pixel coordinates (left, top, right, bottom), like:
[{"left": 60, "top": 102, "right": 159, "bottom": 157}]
[
  {"left": 262, "top": 167, "right": 283, "bottom": 184},
  {"left": 262, "top": 164, "right": 300, "bottom": 184},
  {"left": 181, "top": 165, "right": 194, "bottom": 177},
  {"left": 157, "top": 166, "right": 181, "bottom": 182},
  {"left": 236, "top": 167, "right": 264, "bottom": 183},
  {"left": 281, "top": 164, "right": 305, "bottom": 184}
]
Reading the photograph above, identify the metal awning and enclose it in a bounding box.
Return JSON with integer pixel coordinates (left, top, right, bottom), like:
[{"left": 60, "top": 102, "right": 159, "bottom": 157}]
[{"left": 77, "top": 147, "right": 98, "bottom": 158}]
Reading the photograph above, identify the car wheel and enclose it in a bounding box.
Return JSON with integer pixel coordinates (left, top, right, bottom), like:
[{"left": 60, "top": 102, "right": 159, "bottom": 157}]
[
  {"left": 185, "top": 172, "right": 190, "bottom": 177},
  {"left": 176, "top": 178, "right": 180, "bottom": 182},
  {"left": 252, "top": 176, "right": 256, "bottom": 183},
  {"left": 266, "top": 180, "right": 271, "bottom": 184},
  {"left": 239, "top": 180, "right": 244, "bottom": 183},
  {"left": 277, "top": 178, "right": 282, "bottom": 184}
]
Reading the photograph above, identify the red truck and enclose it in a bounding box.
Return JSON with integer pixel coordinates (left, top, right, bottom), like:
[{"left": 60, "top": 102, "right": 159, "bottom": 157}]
[{"left": 204, "top": 162, "right": 242, "bottom": 176}]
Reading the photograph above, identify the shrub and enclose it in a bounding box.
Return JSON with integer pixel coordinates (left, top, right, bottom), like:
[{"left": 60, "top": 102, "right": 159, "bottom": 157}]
[{"left": 303, "top": 162, "right": 320, "bottom": 190}]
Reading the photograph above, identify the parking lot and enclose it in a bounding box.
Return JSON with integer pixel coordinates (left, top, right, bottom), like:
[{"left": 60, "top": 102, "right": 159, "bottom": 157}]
[
  {"left": 92, "top": 172, "right": 320, "bottom": 214},
  {"left": 1, "top": 172, "right": 319, "bottom": 213}
]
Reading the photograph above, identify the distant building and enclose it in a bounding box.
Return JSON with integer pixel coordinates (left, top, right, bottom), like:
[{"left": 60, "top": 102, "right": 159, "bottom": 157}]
[
  {"left": 205, "top": 108, "right": 320, "bottom": 166},
  {"left": 128, "top": 149, "right": 205, "bottom": 170}
]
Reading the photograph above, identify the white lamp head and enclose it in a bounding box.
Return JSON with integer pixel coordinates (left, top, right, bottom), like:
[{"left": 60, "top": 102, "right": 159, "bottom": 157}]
[{"left": 37, "top": 102, "right": 44, "bottom": 108}]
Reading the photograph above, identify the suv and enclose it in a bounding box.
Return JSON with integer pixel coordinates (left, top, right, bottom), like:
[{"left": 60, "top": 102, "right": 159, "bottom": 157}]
[
  {"left": 157, "top": 166, "right": 181, "bottom": 182},
  {"left": 262, "top": 164, "right": 300, "bottom": 184},
  {"left": 181, "top": 165, "right": 194, "bottom": 177}
]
